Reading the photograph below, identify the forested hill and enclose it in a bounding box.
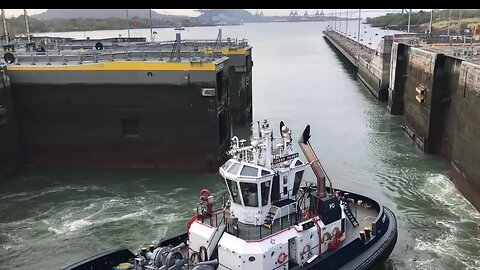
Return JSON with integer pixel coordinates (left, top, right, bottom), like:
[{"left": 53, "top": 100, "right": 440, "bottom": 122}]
[
  {"left": 31, "top": 9, "right": 185, "bottom": 20},
  {"left": 366, "top": 9, "right": 480, "bottom": 32},
  {"left": 2, "top": 9, "right": 256, "bottom": 35}
]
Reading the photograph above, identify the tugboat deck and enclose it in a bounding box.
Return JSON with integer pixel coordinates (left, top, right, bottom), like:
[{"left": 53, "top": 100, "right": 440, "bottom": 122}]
[{"left": 196, "top": 199, "right": 379, "bottom": 243}]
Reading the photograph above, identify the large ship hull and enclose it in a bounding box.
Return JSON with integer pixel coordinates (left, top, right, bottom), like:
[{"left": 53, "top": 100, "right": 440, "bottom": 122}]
[
  {"left": 0, "top": 66, "right": 21, "bottom": 180},
  {"left": 7, "top": 60, "right": 231, "bottom": 170}
]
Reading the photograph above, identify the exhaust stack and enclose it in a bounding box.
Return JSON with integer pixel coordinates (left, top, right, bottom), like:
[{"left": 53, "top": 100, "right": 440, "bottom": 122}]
[{"left": 298, "top": 125, "right": 326, "bottom": 197}]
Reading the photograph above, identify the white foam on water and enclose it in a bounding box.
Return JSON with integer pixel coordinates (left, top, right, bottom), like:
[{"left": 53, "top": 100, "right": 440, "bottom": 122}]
[
  {"left": 151, "top": 204, "right": 170, "bottom": 212},
  {"left": 46, "top": 196, "right": 158, "bottom": 235},
  {"left": 84, "top": 202, "right": 97, "bottom": 211},
  {"left": 165, "top": 187, "right": 188, "bottom": 196},
  {"left": 2, "top": 232, "right": 24, "bottom": 244},
  {"left": 60, "top": 212, "right": 73, "bottom": 221},
  {"left": 434, "top": 220, "right": 458, "bottom": 232},
  {"left": 0, "top": 232, "right": 22, "bottom": 251},
  {"left": 47, "top": 218, "right": 92, "bottom": 235},
  {"left": 422, "top": 174, "right": 480, "bottom": 221},
  {"left": 409, "top": 257, "right": 435, "bottom": 270},
  {"left": 64, "top": 219, "right": 92, "bottom": 232},
  {"left": 413, "top": 173, "right": 480, "bottom": 269},
  {"left": 0, "top": 191, "right": 30, "bottom": 200},
  {"left": 415, "top": 234, "right": 465, "bottom": 269},
  {"left": 97, "top": 209, "right": 148, "bottom": 224},
  {"left": 4, "top": 185, "right": 108, "bottom": 202},
  {"left": 158, "top": 212, "right": 182, "bottom": 223}
]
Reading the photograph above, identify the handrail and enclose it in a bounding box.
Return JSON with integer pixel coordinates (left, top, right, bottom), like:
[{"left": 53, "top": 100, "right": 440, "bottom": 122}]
[
  {"left": 4, "top": 38, "right": 250, "bottom": 58},
  {"left": 205, "top": 221, "right": 225, "bottom": 255},
  {"left": 6, "top": 50, "right": 227, "bottom": 65}
]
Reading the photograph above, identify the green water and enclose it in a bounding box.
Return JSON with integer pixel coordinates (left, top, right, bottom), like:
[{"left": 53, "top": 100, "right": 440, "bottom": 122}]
[{"left": 1, "top": 22, "right": 479, "bottom": 269}]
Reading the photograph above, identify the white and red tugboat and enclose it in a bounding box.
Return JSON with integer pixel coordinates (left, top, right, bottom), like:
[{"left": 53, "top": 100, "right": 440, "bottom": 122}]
[{"left": 63, "top": 120, "right": 397, "bottom": 270}]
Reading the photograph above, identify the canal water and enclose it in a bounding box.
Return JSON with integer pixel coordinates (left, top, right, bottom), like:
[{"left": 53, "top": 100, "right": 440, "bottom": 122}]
[{"left": 1, "top": 22, "right": 479, "bottom": 269}]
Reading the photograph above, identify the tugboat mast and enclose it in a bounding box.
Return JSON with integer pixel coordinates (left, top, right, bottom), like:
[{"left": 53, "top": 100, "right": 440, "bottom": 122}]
[
  {"left": 1, "top": 9, "right": 9, "bottom": 44},
  {"left": 24, "top": 9, "right": 31, "bottom": 42}
]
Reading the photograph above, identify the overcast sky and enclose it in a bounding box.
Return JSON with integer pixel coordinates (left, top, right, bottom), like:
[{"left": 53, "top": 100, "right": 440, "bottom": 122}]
[{"left": 3, "top": 9, "right": 416, "bottom": 19}]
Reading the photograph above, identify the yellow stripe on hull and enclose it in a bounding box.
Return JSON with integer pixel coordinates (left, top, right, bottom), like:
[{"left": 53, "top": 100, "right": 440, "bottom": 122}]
[{"left": 7, "top": 61, "right": 216, "bottom": 71}]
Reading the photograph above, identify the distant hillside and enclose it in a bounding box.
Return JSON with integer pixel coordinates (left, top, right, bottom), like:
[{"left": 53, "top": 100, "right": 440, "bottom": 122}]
[
  {"left": 366, "top": 9, "right": 480, "bottom": 33},
  {"left": 31, "top": 9, "right": 189, "bottom": 20},
  {"left": 197, "top": 9, "right": 253, "bottom": 24},
  {"left": 1, "top": 9, "right": 282, "bottom": 36}
]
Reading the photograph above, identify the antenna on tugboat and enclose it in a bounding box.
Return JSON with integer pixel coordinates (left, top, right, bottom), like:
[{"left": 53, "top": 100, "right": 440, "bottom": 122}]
[
  {"left": 24, "top": 9, "right": 31, "bottom": 42},
  {"left": 1, "top": 9, "right": 9, "bottom": 44},
  {"left": 257, "top": 121, "right": 261, "bottom": 137}
]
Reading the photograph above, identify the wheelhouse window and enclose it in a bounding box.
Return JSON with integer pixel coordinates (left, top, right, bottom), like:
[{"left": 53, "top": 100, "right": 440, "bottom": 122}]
[
  {"left": 226, "top": 179, "right": 242, "bottom": 204},
  {"left": 221, "top": 160, "right": 233, "bottom": 171},
  {"left": 240, "top": 165, "right": 258, "bottom": 177},
  {"left": 295, "top": 159, "right": 304, "bottom": 166},
  {"left": 228, "top": 162, "right": 242, "bottom": 175},
  {"left": 261, "top": 170, "right": 271, "bottom": 176},
  {"left": 261, "top": 181, "right": 271, "bottom": 206},
  {"left": 294, "top": 171, "right": 304, "bottom": 182},
  {"left": 240, "top": 182, "right": 258, "bottom": 207}
]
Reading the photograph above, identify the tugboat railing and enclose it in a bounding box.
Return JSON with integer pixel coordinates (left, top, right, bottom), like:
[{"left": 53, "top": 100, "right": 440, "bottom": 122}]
[{"left": 196, "top": 189, "right": 301, "bottom": 241}]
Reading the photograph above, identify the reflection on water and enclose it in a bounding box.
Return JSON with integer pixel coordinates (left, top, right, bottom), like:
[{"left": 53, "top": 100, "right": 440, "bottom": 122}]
[{"left": 1, "top": 22, "right": 479, "bottom": 269}]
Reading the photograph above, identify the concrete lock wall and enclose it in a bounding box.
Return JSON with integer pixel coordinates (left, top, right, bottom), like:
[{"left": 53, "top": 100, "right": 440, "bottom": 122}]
[
  {"left": 0, "top": 66, "right": 21, "bottom": 181},
  {"left": 403, "top": 48, "right": 462, "bottom": 157},
  {"left": 370, "top": 37, "right": 393, "bottom": 99},
  {"left": 399, "top": 45, "right": 480, "bottom": 211},
  {"left": 437, "top": 56, "right": 463, "bottom": 161},
  {"left": 322, "top": 32, "right": 358, "bottom": 65},
  {"left": 451, "top": 61, "right": 480, "bottom": 212},
  {"left": 357, "top": 37, "right": 392, "bottom": 101},
  {"left": 357, "top": 60, "right": 382, "bottom": 98},
  {"left": 323, "top": 30, "right": 392, "bottom": 101},
  {"left": 403, "top": 48, "right": 440, "bottom": 152},
  {"left": 324, "top": 30, "right": 480, "bottom": 212},
  {"left": 388, "top": 43, "right": 410, "bottom": 115}
]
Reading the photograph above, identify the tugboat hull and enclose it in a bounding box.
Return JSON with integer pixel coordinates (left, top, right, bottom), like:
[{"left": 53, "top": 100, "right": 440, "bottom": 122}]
[
  {"left": 301, "top": 206, "right": 397, "bottom": 269},
  {"left": 61, "top": 190, "right": 397, "bottom": 270}
]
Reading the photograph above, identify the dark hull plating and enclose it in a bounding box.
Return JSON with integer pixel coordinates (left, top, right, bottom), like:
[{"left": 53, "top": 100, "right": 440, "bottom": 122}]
[
  {"left": 12, "top": 82, "right": 230, "bottom": 170},
  {"left": 0, "top": 67, "right": 21, "bottom": 180}
]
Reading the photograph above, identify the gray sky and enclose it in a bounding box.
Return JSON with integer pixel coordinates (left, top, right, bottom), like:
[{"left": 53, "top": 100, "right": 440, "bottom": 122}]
[{"left": 3, "top": 9, "right": 412, "bottom": 19}]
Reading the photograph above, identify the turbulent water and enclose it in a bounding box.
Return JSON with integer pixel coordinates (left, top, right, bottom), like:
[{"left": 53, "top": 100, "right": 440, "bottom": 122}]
[{"left": 1, "top": 22, "right": 479, "bottom": 270}]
